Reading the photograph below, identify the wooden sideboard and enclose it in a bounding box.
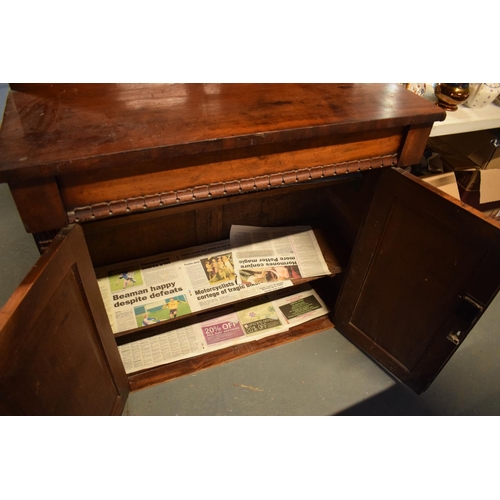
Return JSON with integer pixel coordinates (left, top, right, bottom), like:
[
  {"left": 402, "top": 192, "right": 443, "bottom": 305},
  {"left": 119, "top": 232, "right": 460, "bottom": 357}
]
[{"left": 1, "top": 83, "right": 499, "bottom": 416}]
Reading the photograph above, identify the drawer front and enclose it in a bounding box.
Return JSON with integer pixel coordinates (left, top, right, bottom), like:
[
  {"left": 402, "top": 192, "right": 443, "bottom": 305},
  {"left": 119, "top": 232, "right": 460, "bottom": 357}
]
[{"left": 61, "top": 130, "right": 403, "bottom": 223}]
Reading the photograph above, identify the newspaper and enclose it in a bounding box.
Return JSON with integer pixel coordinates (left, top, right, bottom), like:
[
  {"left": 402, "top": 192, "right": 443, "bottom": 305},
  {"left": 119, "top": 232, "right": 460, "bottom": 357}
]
[
  {"left": 97, "top": 225, "right": 329, "bottom": 334},
  {"left": 230, "top": 225, "right": 330, "bottom": 284},
  {"left": 118, "top": 285, "right": 328, "bottom": 374},
  {"left": 97, "top": 239, "right": 293, "bottom": 334}
]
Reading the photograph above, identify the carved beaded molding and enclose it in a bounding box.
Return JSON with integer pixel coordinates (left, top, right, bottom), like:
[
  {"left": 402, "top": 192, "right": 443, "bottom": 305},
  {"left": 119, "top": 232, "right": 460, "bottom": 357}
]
[{"left": 67, "top": 154, "right": 397, "bottom": 223}]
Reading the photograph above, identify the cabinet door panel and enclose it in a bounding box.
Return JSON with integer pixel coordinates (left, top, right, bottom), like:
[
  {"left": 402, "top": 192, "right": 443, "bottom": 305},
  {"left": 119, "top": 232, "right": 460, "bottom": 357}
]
[
  {"left": 0, "top": 225, "right": 129, "bottom": 415},
  {"left": 335, "top": 168, "right": 500, "bottom": 393}
]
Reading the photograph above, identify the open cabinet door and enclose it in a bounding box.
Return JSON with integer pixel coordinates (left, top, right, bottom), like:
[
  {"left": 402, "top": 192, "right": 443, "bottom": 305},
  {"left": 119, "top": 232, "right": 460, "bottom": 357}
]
[
  {"left": 335, "top": 168, "right": 500, "bottom": 394},
  {"left": 0, "top": 225, "right": 129, "bottom": 415}
]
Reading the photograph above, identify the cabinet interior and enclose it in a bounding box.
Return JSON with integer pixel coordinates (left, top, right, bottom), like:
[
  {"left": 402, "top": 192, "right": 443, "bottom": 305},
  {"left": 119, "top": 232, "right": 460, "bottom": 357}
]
[{"left": 80, "top": 172, "right": 377, "bottom": 389}]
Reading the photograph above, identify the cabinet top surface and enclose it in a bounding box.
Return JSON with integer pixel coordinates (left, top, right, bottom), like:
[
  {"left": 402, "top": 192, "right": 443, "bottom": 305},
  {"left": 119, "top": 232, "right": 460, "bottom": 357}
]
[{"left": 0, "top": 83, "right": 444, "bottom": 181}]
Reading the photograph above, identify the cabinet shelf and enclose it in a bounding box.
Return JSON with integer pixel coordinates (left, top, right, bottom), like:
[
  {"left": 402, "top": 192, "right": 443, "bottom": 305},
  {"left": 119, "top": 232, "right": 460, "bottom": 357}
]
[
  {"left": 127, "top": 314, "right": 335, "bottom": 391},
  {"left": 109, "top": 226, "right": 344, "bottom": 343},
  {"left": 103, "top": 226, "right": 345, "bottom": 388}
]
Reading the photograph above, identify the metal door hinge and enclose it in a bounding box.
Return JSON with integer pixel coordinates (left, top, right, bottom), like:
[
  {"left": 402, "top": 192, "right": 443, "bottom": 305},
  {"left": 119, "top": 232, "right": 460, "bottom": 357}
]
[
  {"left": 456, "top": 294, "right": 484, "bottom": 325},
  {"left": 447, "top": 331, "right": 462, "bottom": 346},
  {"left": 461, "top": 294, "right": 484, "bottom": 312}
]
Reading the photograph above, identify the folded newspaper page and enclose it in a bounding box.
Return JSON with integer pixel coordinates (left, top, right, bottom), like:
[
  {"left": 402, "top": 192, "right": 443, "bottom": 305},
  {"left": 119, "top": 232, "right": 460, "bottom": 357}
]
[
  {"left": 117, "top": 285, "right": 328, "bottom": 374},
  {"left": 118, "top": 306, "right": 288, "bottom": 375},
  {"left": 230, "top": 225, "right": 330, "bottom": 285},
  {"left": 118, "top": 324, "right": 205, "bottom": 374},
  {"left": 97, "top": 238, "right": 293, "bottom": 334}
]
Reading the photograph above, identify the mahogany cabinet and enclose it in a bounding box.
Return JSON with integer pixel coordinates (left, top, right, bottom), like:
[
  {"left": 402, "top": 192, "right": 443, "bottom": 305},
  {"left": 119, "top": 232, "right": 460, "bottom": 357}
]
[{"left": 1, "top": 83, "right": 499, "bottom": 415}]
